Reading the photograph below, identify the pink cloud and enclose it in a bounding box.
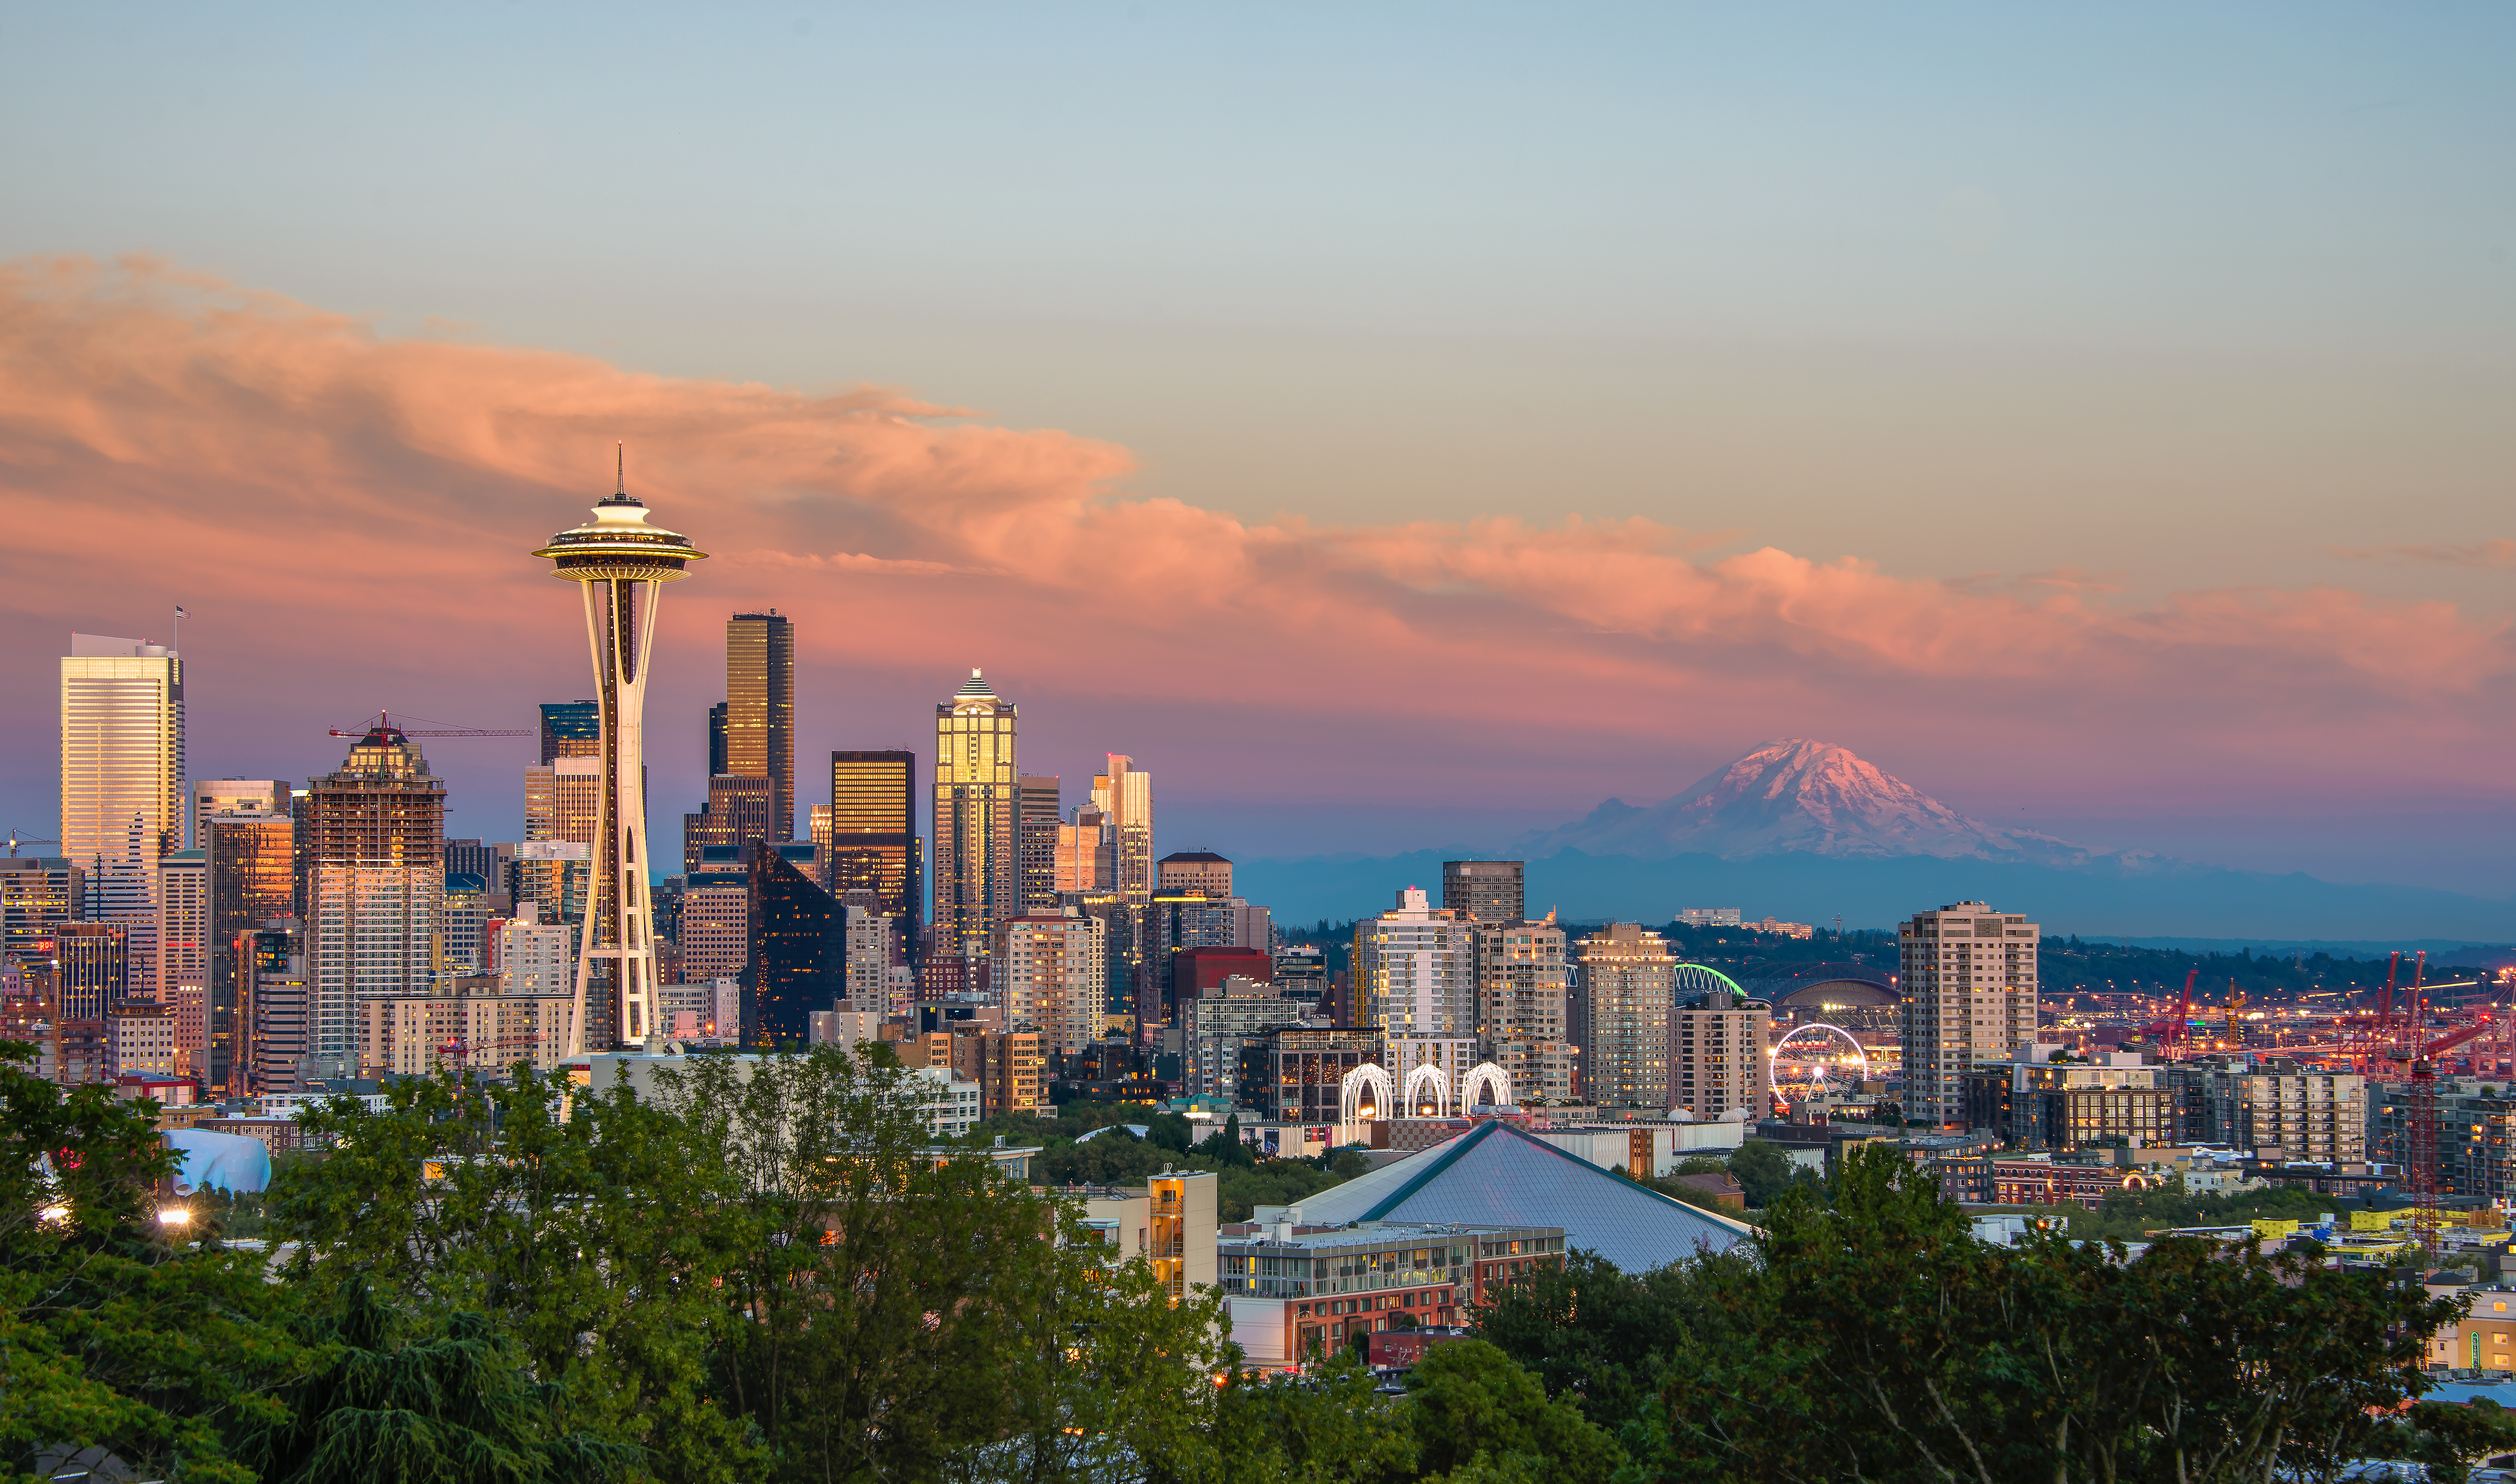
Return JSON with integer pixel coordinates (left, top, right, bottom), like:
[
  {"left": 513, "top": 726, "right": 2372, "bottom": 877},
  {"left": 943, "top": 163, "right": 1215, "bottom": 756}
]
[{"left": 2, "top": 255, "right": 2510, "bottom": 834}]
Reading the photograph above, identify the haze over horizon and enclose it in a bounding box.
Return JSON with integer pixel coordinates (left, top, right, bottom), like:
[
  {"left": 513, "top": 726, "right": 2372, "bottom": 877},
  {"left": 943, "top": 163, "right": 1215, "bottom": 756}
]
[{"left": 5, "top": 5, "right": 2513, "bottom": 905}]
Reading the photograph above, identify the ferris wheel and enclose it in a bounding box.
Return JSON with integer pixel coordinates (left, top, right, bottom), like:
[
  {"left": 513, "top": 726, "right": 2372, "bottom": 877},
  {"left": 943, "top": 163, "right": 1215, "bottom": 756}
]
[{"left": 1768, "top": 1022, "right": 1869, "bottom": 1099}]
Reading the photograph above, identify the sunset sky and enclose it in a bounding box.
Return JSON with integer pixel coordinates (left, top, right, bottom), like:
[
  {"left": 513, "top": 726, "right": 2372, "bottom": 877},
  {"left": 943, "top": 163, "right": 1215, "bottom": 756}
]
[{"left": 3, "top": 4, "right": 2512, "bottom": 895}]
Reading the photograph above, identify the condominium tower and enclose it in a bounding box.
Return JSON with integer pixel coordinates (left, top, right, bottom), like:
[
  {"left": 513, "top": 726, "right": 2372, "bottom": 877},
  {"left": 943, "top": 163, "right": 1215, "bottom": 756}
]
[
  {"left": 1577, "top": 922, "right": 1678, "bottom": 1110},
  {"left": 1897, "top": 900, "right": 2040, "bottom": 1129},
  {"left": 60, "top": 633, "right": 185, "bottom": 993},
  {"left": 1356, "top": 886, "right": 1478, "bottom": 1116},
  {"left": 934, "top": 672, "right": 1019, "bottom": 958},
  {"left": 1442, "top": 861, "right": 1526, "bottom": 925},
  {"left": 301, "top": 724, "right": 447, "bottom": 1070}
]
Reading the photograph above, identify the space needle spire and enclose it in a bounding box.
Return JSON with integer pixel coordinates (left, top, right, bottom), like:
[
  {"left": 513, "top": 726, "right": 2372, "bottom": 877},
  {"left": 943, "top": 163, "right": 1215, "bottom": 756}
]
[{"left": 533, "top": 448, "right": 706, "bottom": 1054}]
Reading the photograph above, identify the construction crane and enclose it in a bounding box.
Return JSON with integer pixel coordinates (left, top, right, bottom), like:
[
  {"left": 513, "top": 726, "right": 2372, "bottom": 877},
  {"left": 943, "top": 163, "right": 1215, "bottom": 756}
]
[
  {"left": 2409, "top": 1016, "right": 2493, "bottom": 1259},
  {"left": 2141, "top": 969, "right": 2199, "bottom": 1059},
  {"left": 327, "top": 710, "right": 530, "bottom": 740}
]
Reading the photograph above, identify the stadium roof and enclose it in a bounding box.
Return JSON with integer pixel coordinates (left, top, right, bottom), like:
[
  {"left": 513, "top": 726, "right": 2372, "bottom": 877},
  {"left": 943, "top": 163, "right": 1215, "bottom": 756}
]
[{"left": 1278, "top": 1121, "right": 1755, "bottom": 1272}]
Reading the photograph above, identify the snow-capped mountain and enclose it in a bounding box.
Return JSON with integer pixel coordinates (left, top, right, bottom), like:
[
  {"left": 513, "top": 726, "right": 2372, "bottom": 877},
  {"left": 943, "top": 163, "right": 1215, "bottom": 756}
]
[{"left": 1517, "top": 739, "right": 2118, "bottom": 867}]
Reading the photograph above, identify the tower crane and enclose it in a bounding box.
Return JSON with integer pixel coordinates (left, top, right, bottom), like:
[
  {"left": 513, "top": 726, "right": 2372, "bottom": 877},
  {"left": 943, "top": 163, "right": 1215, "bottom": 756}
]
[{"left": 326, "top": 710, "right": 530, "bottom": 739}]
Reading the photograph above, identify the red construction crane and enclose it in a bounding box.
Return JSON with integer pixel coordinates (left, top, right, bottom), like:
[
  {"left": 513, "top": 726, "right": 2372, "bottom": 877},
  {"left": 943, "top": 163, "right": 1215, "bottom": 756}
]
[
  {"left": 2408, "top": 1015, "right": 2489, "bottom": 1259},
  {"left": 2142, "top": 969, "right": 2199, "bottom": 1059},
  {"left": 327, "top": 710, "right": 530, "bottom": 739}
]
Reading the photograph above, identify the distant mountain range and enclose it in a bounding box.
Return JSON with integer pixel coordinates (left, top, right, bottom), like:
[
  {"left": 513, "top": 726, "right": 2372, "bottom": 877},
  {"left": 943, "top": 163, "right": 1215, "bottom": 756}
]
[{"left": 1237, "top": 740, "right": 2516, "bottom": 940}]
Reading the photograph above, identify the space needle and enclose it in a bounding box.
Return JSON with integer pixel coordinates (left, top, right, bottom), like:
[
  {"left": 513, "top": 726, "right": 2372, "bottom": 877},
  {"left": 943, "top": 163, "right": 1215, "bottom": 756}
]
[{"left": 535, "top": 448, "right": 706, "bottom": 1054}]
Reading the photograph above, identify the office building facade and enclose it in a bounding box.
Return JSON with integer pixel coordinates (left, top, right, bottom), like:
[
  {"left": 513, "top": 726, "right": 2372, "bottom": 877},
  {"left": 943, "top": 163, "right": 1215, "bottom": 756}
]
[
  {"left": 154, "top": 847, "right": 209, "bottom": 1069},
  {"left": 1092, "top": 755, "right": 1154, "bottom": 897},
  {"left": 1054, "top": 808, "right": 1112, "bottom": 892},
  {"left": 204, "top": 812, "right": 292, "bottom": 1092},
  {"left": 60, "top": 633, "right": 185, "bottom": 997},
  {"left": 1897, "top": 901, "right": 2039, "bottom": 1129},
  {"left": 1017, "top": 775, "right": 1062, "bottom": 912},
  {"left": 828, "top": 750, "right": 921, "bottom": 931},
  {"left": 0, "top": 857, "right": 81, "bottom": 968},
  {"left": 1442, "top": 860, "right": 1525, "bottom": 924},
  {"left": 724, "top": 612, "right": 796, "bottom": 844},
  {"left": 1159, "top": 851, "right": 1233, "bottom": 899},
  {"left": 747, "top": 845, "right": 842, "bottom": 1047},
  {"left": 683, "top": 773, "right": 773, "bottom": 877},
  {"left": 538, "top": 701, "right": 602, "bottom": 763},
  {"left": 191, "top": 780, "right": 288, "bottom": 854},
  {"left": 935, "top": 672, "right": 1019, "bottom": 958}
]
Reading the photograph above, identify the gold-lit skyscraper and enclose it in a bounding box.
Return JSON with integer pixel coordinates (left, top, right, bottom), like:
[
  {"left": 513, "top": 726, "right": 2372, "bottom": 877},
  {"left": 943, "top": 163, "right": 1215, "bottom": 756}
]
[
  {"left": 829, "top": 750, "right": 920, "bottom": 930},
  {"left": 935, "top": 672, "right": 1017, "bottom": 958},
  {"left": 1090, "top": 755, "right": 1154, "bottom": 899},
  {"left": 724, "top": 612, "right": 795, "bottom": 843},
  {"left": 534, "top": 454, "right": 706, "bottom": 1052},
  {"left": 302, "top": 724, "right": 446, "bottom": 1075},
  {"left": 60, "top": 632, "right": 185, "bottom": 994}
]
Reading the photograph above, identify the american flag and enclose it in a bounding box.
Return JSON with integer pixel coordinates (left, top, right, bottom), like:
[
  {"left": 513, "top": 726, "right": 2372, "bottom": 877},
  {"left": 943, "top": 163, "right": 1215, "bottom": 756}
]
[{"left": 174, "top": 606, "right": 188, "bottom": 618}]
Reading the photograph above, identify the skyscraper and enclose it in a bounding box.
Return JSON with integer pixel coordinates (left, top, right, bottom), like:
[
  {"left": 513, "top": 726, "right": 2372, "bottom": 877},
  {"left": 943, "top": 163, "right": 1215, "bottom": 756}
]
[
  {"left": 1157, "top": 851, "right": 1232, "bottom": 899},
  {"left": 302, "top": 724, "right": 447, "bottom": 1071},
  {"left": 192, "top": 780, "right": 288, "bottom": 853},
  {"left": 205, "top": 809, "right": 292, "bottom": 1092},
  {"left": 1090, "top": 755, "right": 1154, "bottom": 897},
  {"left": 746, "top": 844, "right": 841, "bottom": 1047},
  {"left": 724, "top": 612, "right": 795, "bottom": 844},
  {"left": 534, "top": 459, "right": 706, "bottom": 1051},
  {"left": 1442, "top": 861, "right": 1525, "bottom": 924},
  {"left": 1577, "top": 923, "right": 1678, "bottom": 1110},
  {"left": 155, "top": 847, "right": 209, "bottom": 1071},
  {"left": 682, "top": 775, "right": 772, "bottom": 876},
  {"left": 525, "top": 756, "right": 604, "bottom": 852},
  {"left": 538, "top": 700, "right": 602, "bottom": 764},
  {"left": 1471, "top": 917, "right": 1575, "bottom": 1106},
  {"left": 1054, "top": 808, "right": 1112, "bottom": 892},
  {"left": 1017, "top": 775, "right": 1061, "bottom": 912},
  {"left": 706, "top": 702, "right": 729, "bottom": 776},
  {"left": 1898, "top": 900, "right": 2040, "bottom": 1129},
  {"left": 60, "top": 633, "right": 184, "bottom": 994},
  {"left": 0, "top": 856, "right": 81, "bottom": 968},
  {"left": 934, "top": 672, "right": 1018, "bottom": 959},
  {"left": 828, "top": 750, "right": 921, "bottom": 930}
]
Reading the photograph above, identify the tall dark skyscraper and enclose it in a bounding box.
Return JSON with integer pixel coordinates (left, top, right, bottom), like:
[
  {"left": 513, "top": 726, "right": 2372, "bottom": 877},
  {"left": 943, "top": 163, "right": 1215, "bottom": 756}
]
[
  {"left": 828, "top": 750, "right": 921, "bottom": 935},
  {"left": 538, "top": 700, "right": 601, "bottom": 764},
  {"left": 706, "top": 702, "right": 729, "bottom": 777},
  {"left": 745, "top": 843, "right": 841, "bottom": 1047},
  {"left": 1442, "top": 860, "right": 1526, "bottom": 924},
  {"left": 724, "top": 613, "right": 795, "bottom": 843},
  {"left": 1017, "top": 775, "right": 1061, "bottom": 912}
]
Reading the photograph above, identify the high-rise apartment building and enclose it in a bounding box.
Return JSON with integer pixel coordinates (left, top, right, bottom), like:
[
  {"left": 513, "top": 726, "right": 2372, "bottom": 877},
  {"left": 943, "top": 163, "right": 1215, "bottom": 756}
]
[
  {"left": 1159, "top": 851, "right": 1233, "bottom": 899},
  {"left": 1185, "top": 975, "right": 1308, "bottom": 1103},
  {"left": 490, "top": 902, "right": 577, "bottom": 997},
  {"left": 828, "top": 750, "right": 921, "bottom": 931},
  {"left": 245, "top": 920, "right": 308, "bottom": 1092},
  {"left": 724, "top": 612, "right": 795, "bottom": 843},
  {"left": 1577, "top": 922, "right": 1678, "bottom": 1110},
  {"left": 1017, "top": 776, "right": 1062, "bottom": 912},
  {"left": 1673, "top": 987, "right": 1770, "bottom": 1121},
  {"left": 678, "top": 866, "right": 750, "bottom": 983},
  {"left": 993, "top": 908, "right": 1106, "bottom": 1060},
  {"left": 2174, "top": 1056, "right": 2365, "bottom": 1162},
  {"left": 204, "top": 811, "right": 292, "bottom": 1093},
  {"left": 60, "top": 633, "right": 185, "bottom": 996},
  {"left": 192, "top": 780, "right": 288, "bottom": 854},
  {"left": 1897, "top": 900, "right": 2039, "bottom": 1129},
  {"left": 538, "top": 700, "right": 602, "bottom": 763},
  {"left": 1442, "top": 861, "right": 1526, "bottom": 925},
  {"left": 1091, "top": 755, "right": 1154, "bottom": 897},
  {"left": 503, "top": 840, "right": 590, "bottom": 926},
  {"left": 935, "top": 672, "right": 1019, "bottom": 958},
  {"left": 440, "top": 873, "right": 490, "bottom": 975},
  {"left": 1471, "top": 918, "right": 1575, "bottom": 1106},
  {"left": 1357, "top": 886, "right": 1481, "bottom": 1116},
  {"left": 301, "top": 724, "right": 446, "bottom": 1070},
  {"left": 54, "top": 921, "right": 129, "bottom": 1023},
  {"left": 533, "top": 464, "right": 705, "bottom": 1052}
]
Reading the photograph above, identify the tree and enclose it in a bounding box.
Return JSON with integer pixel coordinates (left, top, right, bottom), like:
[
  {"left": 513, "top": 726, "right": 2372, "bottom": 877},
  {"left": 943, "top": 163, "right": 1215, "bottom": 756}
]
[
  {"left": 1400, "top": 1340, "right": 1621, "bottom": 1484},
  {"left": 0, "top": 1040, "right": 313, "bottom": 1484},
  {"left": 228, "top": 1277, "right": 638, "bottom": 1484},
  {"left": 656, "top": 1043, "right": 1235, "bottom": 1484},
  {"left": 1719, "top": 1140, "right": 1812, "bottom": 1208},
  {"left": 270, "top": 1064, "right": 755, "bottom": 1482}
]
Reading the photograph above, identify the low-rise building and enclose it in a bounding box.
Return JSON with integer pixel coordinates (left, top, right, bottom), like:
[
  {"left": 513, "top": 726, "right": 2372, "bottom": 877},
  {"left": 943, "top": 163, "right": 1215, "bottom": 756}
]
[
  {"left": 1962, "top": 1046, "right": 2176, "bottom": 1151},
  {"left": 2167, "top": 1056, "right": 2365, "bottom": 1162},
  {"left": 1218, "top": 1219, "right": 1563, "bottom": 1369},
  {"left": 1073, "top": 1169, "right": 1217, "bottom": 1302}
]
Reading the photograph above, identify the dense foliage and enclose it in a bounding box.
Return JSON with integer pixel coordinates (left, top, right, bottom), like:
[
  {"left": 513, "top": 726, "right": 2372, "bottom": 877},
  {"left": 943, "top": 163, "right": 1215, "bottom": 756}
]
[
  {"left": 7, "top": 1043, "right": 2503, "bottom": 1484},
  {"left": 962, "top": 1100, "right": 1365, "bottom": 1221}
]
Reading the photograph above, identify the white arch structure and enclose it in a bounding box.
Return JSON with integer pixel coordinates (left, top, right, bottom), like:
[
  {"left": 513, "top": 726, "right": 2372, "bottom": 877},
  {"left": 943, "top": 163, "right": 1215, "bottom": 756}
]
[
  {"left": 1340, "top": 1064, "right": 1396, "bottom": 1127},
  {"left": 1768, "top": 1022, "right": 1869, "bottom": 1083},
  {"left": 1401, "top": 1064, "right": 1449, "bottom": 1118},
  {"left": 1461, "top": 1061, "right": 1511, "bottom": 1110}
]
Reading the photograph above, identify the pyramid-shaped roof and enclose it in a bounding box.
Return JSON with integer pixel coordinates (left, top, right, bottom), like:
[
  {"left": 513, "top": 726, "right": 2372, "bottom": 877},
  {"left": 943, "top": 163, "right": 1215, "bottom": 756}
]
[
  {"left": 1285, "top": 1122, "right": 1755, "bottom": 1273},
  {"left": 955, "top": 669, "right": 998, "bottom": 698}
]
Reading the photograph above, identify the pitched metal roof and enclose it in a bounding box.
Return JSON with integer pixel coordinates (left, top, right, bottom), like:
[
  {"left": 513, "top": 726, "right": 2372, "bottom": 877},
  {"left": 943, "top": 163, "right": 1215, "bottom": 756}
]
[{"left": 1286, "top": 1122, "right": 1755, "bottom": 1273}]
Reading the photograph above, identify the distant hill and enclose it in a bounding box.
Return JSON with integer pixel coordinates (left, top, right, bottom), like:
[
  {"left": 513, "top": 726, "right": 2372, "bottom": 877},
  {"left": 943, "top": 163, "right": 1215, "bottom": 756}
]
[{"left": 1237, "top": 740, "right": 2516, "bottom": 939}]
